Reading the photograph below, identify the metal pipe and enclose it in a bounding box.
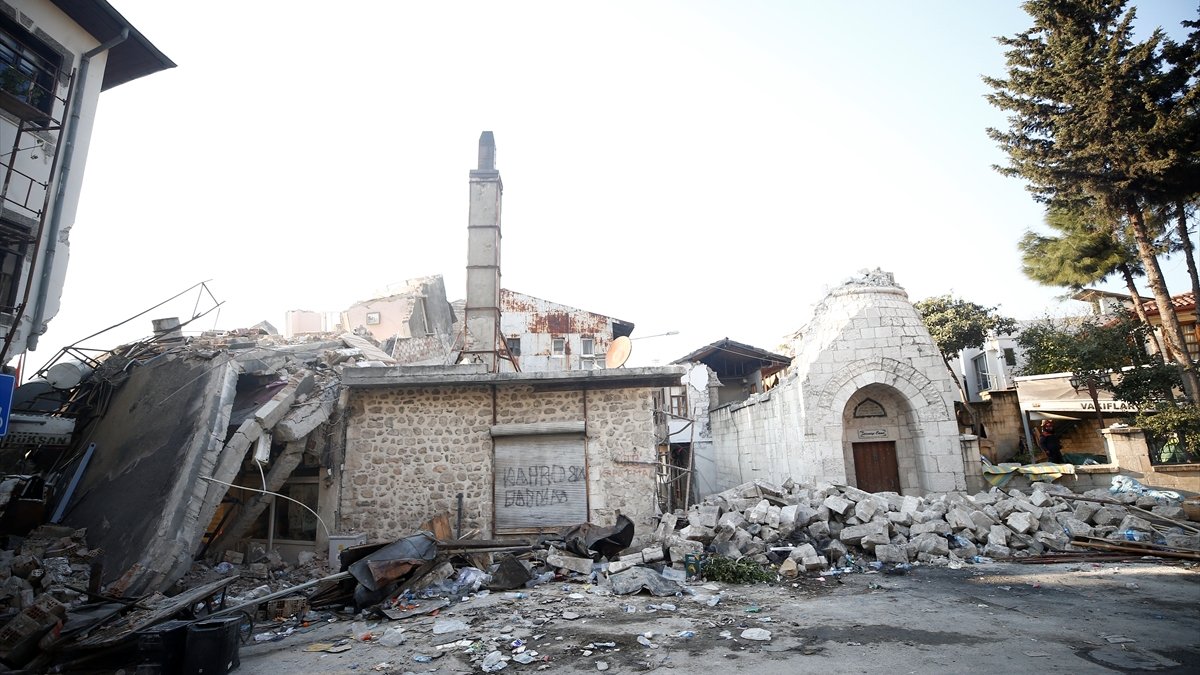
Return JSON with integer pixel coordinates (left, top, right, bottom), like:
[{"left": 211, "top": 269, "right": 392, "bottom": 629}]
[
  {"left": 456, "top": 492, "right": 464, "bottom": 539},
  {"left": 26, "top": 28, "right": 129, "bottom": 351}
]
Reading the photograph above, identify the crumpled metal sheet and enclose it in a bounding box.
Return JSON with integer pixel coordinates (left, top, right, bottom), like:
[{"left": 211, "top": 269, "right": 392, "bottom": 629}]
[
  {"left": 608, "top": 566, "right": 682, "bottom": 597},
  {"left": 349, "top": 532, "right": 438, "bottom": 592}
]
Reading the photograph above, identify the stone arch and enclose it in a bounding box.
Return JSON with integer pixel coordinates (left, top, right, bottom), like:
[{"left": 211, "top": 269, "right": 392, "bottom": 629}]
[{"left": 815, "top": 356, "right": 950, "bottom": 424}]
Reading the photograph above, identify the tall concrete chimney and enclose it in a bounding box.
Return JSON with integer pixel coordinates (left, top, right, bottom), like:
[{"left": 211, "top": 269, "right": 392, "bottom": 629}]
[{"left": 462, "top": 131, "right": 502, "bottom": 371}]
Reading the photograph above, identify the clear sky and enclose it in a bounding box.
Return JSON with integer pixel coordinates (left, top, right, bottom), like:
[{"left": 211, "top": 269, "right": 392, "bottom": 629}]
[{"left": 29, "top": 0, "right": 1198, "bottom": 373}]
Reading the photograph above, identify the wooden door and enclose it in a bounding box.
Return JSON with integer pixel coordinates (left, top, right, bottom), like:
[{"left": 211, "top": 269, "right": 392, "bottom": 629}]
[{"left": 852, "top": 441, "right": 901, "bottom": 493}]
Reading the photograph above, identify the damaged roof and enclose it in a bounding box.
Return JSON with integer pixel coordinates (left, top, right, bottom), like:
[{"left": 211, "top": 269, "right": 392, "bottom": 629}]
[{"left": 672, "top": 338, "right": 791, "bottom": 380}]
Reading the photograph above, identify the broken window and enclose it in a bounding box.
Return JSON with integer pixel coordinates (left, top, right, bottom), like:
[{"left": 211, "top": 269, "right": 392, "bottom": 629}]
[
  {"left": 1003, "top": 348, "right": 1017, "bottom": 367},
  {"left": 552, "top": 337, "right": 565, "bottom": 357},
  {"left": 1147, "top": 432, "right": 1199, "bottom": 466},
  {"left": 506, "top": 337, "right": 521, "bottom": 357}
]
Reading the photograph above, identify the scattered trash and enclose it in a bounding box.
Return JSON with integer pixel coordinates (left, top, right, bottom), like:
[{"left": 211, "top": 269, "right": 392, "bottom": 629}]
[
  {"left": 596, "top": 661, "right": 610, "bottom": 671},
  {"left": 741, "top": 628, "right": 772, "bottom": 641},
  {"left": 481, "top": 650, "right": 509, "bottom": 672},
  {"left": 432, "top": 618, "right": 471, "bottom": 635}
]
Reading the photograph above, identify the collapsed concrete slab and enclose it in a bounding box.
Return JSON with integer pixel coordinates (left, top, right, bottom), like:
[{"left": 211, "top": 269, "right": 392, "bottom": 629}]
[{"left": 60, "top": 353, "right": 240, "bottom": 596}]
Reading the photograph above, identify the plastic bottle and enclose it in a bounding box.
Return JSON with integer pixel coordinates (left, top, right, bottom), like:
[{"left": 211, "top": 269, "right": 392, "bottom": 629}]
[{"left": 1122, "top": 530, "right": 1150, "bottom": 542}]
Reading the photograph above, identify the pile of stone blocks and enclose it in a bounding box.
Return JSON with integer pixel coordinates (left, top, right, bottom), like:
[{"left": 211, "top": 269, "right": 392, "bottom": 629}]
[
  {"left": 0, "top": 525, "right": 100, "bottom": 613},
  {"left": 652, "top": 478, "right": 1199, "bottom": 574}
]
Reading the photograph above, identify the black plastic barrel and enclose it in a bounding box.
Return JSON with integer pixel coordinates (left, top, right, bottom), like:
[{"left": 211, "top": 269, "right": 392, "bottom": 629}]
[{"left": 182, "top": 616, "right": 241, "bottom": 674}]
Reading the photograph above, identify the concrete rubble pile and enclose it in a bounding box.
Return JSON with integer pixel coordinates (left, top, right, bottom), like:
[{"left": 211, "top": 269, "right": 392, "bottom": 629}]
[
  {"left": 49, "top": 326, "right": 395, "bottom": 598},
  {"left": 652, "top": 478, "right": 1200, "bottom": 576}
]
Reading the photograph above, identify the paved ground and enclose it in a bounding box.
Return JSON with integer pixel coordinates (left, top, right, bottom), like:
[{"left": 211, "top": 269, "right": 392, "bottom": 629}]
[{"left": 232, "top": 561, "right": 1199, "bottom": 674}]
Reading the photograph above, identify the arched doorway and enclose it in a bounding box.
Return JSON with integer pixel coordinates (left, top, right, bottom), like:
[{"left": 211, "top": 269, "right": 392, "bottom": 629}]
[{"left": 842, "top": 384, "right": 921, "bottom": 494}]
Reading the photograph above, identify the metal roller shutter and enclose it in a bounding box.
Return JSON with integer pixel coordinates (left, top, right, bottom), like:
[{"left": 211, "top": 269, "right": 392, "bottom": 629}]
[{"left": 494, "top": 434, "right": 587, "bottom": 533}]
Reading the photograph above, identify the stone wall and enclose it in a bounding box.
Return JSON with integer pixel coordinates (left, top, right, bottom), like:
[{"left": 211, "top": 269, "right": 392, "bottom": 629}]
[
  {"left": 340, "top": 384, "right": 658, "bottom": 543},
  {"left": 977, "top": 389, "right": 1024, "bottom": 462}
]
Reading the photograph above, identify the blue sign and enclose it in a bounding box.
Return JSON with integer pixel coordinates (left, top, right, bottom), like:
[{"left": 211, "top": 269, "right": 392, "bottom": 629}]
[{"left": 0, "top": 373, "right": 14, "bottom": 437}]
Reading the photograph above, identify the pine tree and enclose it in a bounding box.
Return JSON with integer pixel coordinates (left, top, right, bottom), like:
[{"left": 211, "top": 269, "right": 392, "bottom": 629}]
[
  {"left": 985, "top": 0, "right": 1200, "bottom": 401},
  {"left": 1018, "top": 206, "right": 1166, "bottom": 354}
]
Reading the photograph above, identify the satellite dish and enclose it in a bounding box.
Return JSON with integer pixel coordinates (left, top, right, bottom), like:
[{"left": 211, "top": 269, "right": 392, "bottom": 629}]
[{"left": 605, "top": 336, "right": 632, "bottom": 369}]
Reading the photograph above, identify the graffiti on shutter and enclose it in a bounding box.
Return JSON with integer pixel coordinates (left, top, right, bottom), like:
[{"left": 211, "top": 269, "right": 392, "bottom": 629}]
[{"left": 494, "top": 434, "right": 587, "bottom": 533}]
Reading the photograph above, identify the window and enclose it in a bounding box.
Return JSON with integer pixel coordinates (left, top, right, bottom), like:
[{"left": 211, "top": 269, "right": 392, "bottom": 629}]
[
  {"left": 1184, "top": 324, "right": 1199, "bottom": 361},
  {"left": 580, "top": 337, "right": 595, "bottom": 356},
  {"left": 974, "top": 354, "right": 993, "bottom": 392},
  {"left": 1147, "top": 432, "right": 1199, "bottom": 466},
  {"left": 552, "top": 337, "right": 565, "bottom": 357},
  {"left": 505, "top": 337, "right": 521, "bottom": 357},
  {"left": 668, "top": 386, "right": 687, "bottom": 418},
  {"left": 1003, "top": 348, "right": 1017, "bottom": 367},
  {"left": 0, "top": 219, "right": 30, "bottom": 314},
  {"left": 365, "top": 311, "right": 381, "bottom": 325},
  {"left": 0, "top": 15, "right": 61, "bottom": 117}
]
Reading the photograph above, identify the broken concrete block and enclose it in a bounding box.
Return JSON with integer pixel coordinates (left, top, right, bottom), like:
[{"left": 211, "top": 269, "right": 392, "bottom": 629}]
[
  {"left": 747, "top": 499, "right": 771, "bottom": 524},
  {"left": 1029, "top": 490, "right": 1056, "bottom": 508},
  {"left": 911, "top": 533, "right": 949, "bottom": 557},
  {"left": 969, "top": 491, "right": 998, "bottom": 507},
  {"left": 1150, "top": 504, "right": 1186, "bottom": 521},
  {"left": 766, "top": 505, "right": 782, "bottom": 529},
  {"left": 654, "top": 512, "right": 679, "bottom": 541},
  {"left": 1056, "top": 515, "right": 1092, "bottom": 538},
  {"left": 824, "top": 539, "right": 848, "bottom": 562},
  {"left": 778, "top": 558, "right": 799, "bottom": 577},
  {"left": 788, "top": 543, "right": 819, "bottom": 562},
  {"left": 1006, "top": 511, "right": 1038, "bottom": 535},
  {"left": 549, "top": 547, "right": 595, "bottom": 571},
  {"left": 982, "top": 543, "right": 1012, "bottom": 558},
  {"left": 688, "top": 504, "right": 721, "bottom": 529},
  {"left": 1164, "top": 534, "right": 1200, "bottom": 549},
  {"left": 679, "top": 525, "right": 715, "bottom": 542},
  {"left": 900, "top": 495, "right": 922, "bottom": 515},
  {"left": 801, "top": 555, "right": 827, "bottom": 571},
  {"left": 807, "top": 520, "right": 830, "bottom": 540},
  {"left": 839, "top": 485, "right": 873, "bottom": 503},
  {"left": 874, "top": 544, "right": 909, "bottom": 564},
  {"left": 1075, "top": 502, "right": 1099, "bottom": 523},
  {"left": 854, "top": 498, "right": 879, "bottom": 522},
  {"left": 1116, "top": 515, "right": 1154, "bottom": 536},
  {"left": 910, "top": 520, "right": 950, "bottom": 537},
  {"left": 1091, "top": 506, "right": 1127, "bottom": 527},
  {"left": 731, "top": 529, "right": 754, "bottom": 552},
  {"left": 969, "top": 510, "right": 997, "bottom": 530},
  {"left": 779, "top": 504, "right": 799, "bottom": 530},
  {"left": 1034, "top": 531, "right": 1069, "bottom": 550},
  {"left": 759, "top": 526, "right": 780, "bottom": 544},
  {"left": 823, "top": 495, "right": 852, "bottom": 516},
  {"left": 860, "top": 530, "right": 891, "bottom": 550},
  {"left": 840, "top": 522, "right": 888, "bottom": 546},
  {"left": 946, "top": 507, "right": 975, "bottom": 532},
  {"left": 987, "top": 525, "right": 1009, "bottom": 547},
  {"left": 717, "top": 511, "right": 746, "bottom": 531},
  {"left": 887, "top": 511, "right": 913, "bottom": 527},
  {"left": 1011, "top": 500, "right": 1044, "bottom": 520}
]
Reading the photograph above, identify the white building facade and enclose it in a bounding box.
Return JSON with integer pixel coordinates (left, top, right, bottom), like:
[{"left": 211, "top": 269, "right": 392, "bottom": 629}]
[{"left": 0, "top": 0, "right": 172, "bottom": 363}]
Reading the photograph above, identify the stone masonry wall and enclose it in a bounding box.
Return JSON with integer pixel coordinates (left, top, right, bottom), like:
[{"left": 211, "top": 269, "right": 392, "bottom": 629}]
[
  {"left": 342, "top": 386, "right": 493, "bottom": 541},
  {"left": 340, "top": 384, "right": 658, "bottom": 543}
]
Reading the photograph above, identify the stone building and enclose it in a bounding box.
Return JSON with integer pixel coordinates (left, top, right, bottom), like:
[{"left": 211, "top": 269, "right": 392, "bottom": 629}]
[
  {"left": 337, "top": 365, "right": 682, "bottom": 544},
  {"left": 705, "top": 269, "right": 972, "bottom": 496}
]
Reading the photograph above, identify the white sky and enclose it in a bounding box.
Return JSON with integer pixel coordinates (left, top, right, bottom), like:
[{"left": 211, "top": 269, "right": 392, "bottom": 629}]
[{"left": 30, "top": 0, "right": 1198, "bottom": 372}]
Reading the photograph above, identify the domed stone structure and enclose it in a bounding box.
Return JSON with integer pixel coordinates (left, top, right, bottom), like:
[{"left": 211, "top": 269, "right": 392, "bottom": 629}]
[{"left": 708, "top": 269, "right": 968, "bottom": 495}]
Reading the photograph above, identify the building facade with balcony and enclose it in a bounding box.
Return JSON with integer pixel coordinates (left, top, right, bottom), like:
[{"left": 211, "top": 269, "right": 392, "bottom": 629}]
[{"left": 0, "top": 1, "right": 172, "bottom": 364}]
